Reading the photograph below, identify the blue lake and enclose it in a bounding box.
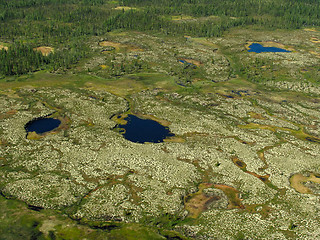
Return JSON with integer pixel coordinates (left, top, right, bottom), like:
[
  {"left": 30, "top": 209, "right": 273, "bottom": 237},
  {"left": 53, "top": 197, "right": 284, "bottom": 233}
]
[
  {"left": 248, "top": 43, "right": 290, "bottom": 53},
  {"left": 117, "top": 114, "right": 174, "bottom": 143},
  {"left": 179, "top": 59, "right": 189, "bottom": 64},
  {"left": 178, "top": 59, "right": 196, "bottom": 67},
  {"left": 25, "top": 118, "right": 61, "bottom": 134}
]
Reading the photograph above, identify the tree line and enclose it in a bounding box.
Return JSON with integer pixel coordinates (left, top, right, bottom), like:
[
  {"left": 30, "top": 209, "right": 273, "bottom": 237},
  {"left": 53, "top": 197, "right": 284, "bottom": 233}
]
[
  {"left": 0, "top": 42, "right": 88, "bottom": 75},
  {"left": 1, "top": 0, "right": 319, "bottom": 42},
  {"left": 0, "top": 0, "right": 319, "bottom": 76}
]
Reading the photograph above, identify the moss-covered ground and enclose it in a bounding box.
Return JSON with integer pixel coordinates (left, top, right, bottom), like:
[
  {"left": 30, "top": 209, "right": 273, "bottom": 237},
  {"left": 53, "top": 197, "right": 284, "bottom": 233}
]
[{"left": 1, "top": 27, "right": 320, "bottom": 239}]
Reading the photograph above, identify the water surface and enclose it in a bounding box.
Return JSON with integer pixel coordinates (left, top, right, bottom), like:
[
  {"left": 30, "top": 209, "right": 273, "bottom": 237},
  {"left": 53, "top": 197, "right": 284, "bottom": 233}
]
[
  {"left": 118, "top": 114, "right": 174, "bottom": 143},
  {"left": 25, "top": 118, "right": 61, "bottom": 134},
  {"left": 248, "top": 43, "right": 290, "bottom": 53}
]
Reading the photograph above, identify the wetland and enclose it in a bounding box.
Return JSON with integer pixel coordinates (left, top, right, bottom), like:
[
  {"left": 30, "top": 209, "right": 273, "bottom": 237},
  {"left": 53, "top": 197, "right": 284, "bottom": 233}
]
[{"left": 0, "top": 9, "right": 320, "bottom": 238}]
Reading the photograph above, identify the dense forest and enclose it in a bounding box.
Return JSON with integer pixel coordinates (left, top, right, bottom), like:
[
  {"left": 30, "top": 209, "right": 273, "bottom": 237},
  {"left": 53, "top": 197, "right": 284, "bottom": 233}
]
[{"left": 0, "top": 0, "right": 319, "bottom": 75}]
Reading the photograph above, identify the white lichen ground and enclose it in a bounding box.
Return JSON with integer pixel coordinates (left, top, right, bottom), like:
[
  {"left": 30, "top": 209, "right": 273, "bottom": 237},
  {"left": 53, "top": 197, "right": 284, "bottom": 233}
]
[{"left": 0, "top": 84, "right": 320, "bottom": 239}]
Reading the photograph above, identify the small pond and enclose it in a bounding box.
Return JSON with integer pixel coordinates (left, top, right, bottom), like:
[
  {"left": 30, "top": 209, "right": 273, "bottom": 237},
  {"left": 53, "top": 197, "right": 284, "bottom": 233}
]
[
  {"left": 248, "top": 43, "right": 290, "bottom": 53},
  {"left": 179, "top": 59, "right": 190, "bottom": 64},
  {"left": 178, "top": 59, "right": 196, "bottom": 67},
  {"left": 117, "top": 114, "right": 174, "bottom": 143},
  {"left": 25, "top": 118, "right": 61, "bottom": 134}
]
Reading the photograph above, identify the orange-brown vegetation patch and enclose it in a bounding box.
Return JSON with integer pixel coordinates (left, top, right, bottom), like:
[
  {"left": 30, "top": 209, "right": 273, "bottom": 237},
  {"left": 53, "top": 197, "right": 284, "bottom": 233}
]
[
  {"left": 83, "top": 186, "right": 103, "bottom": 199},
  {"left": 163, "top": 136, "right": 185, "bottom": 143},
  {"left": 309, "top": 51, "right": 320, "bottom": 58},
  {"left": 183, "top": 132, "right": 209, "bottom": 137},
  {"left": 249, "top": 172, "right": 270, "bottom": 183},
  {"left": 304, "top": 28, "right": 318, "bottom": 32},
  {"left": 0, "top": 156, "right": 7, "bottom": 167},
  {"left": 0, "top": 109, "right": 18, "bottom": 119},
  {"left": 0, "top": 45, "right": 8, "bottom": 51},
  {"left": 290, "top": 173, "right": 320, "bottom": 194},
  {"left": 34, "top": 46, "right": 54, "bottom": 56},
  {"left": 99, "top": 41, "right": 122, "bottom": 49},
  {"left": 6, "top": 109, "right": 17, "bottom": 115},
  {"left": 184, "top": 183, "right": 220, "bottom": 218},
  {"left": 171, "top": 15, "right": 194, "bottom": 21},
  {"left": 257, "top": 152, "right": 267, "bottom": 169},
  {"left": 114, "top": 6, "right": 137, "bottom": 11},
  {"left": 111, "top": 113, "right": 128, "bottom": 125},
  {"left": 99, "top": 41, "right": 143, "bottom": 52},
  {"left": 214, "top": 184, "right": 244, "bottom": 209},
  {"left": 57, "top": 115, "right": 70, "bottom": 131},
  {"left": 310, "top": 37, "right": 320, "bottom": 43},
  {"left": 27, "top": 131, "right": 42, "bottom": 140},
  {"left": 232, "top": 156, "right": 247, "bottom": 170},
  {"left": 248, "top": 112, "right": 267, "bottom": 120},
  {"left": 257, "top": 144, "right": 280, "bottom": 171},
  {"left": 246, "top": 204, "right": 273, "bottom": 219},
  {"left": 0, "top": 138, "right": 8, "bottom": 146},
  {"left": 232, "top": 157, "right": 271, "bottom": 184}
]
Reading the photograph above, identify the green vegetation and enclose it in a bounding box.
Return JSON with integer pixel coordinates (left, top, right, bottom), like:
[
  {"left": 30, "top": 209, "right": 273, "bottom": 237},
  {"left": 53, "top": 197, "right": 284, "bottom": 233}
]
[
  {"left": 1, "top": 0, "right": 320, "bottom": 239},
  {"left": 0, "top": 0, "right": 319, "bottom": 76},
  {"left": 0, "top": 194, "right": 178, "bottom": 240}
]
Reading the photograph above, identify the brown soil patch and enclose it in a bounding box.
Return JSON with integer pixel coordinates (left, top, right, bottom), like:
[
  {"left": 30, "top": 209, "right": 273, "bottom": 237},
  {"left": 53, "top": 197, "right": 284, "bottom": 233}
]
[
  {"left": 232, "top": 157, "right": 272, "bottom": 185},
  {"left": 232, "top": 156, "right": 247, "bottom": 170},
  {"left": 27, "top": 131, "right": 42, "bottom": 140},
  {"left": 99, "top": 41, "right": 143, "bottom": 52},
  {"left": 99, "top": 41, "right": 122, "bottom": 49},
  {"left": 184, "top": 183, "right": 219, "bottom": 218},
  {"left": 34, "top": 46, "right": 54, "bottom": 56},
  {"left": 310, "top": 37, "right": 320, "bottom": 43},
  {"left": 171, "top": 15, "right": 194, "bottom": 21},
  {"left": 183, "top": 132, "right": 209, "bottom": 137},
  {"left": 0, "top": 109, "right": 18, "bottom": 120},
  {"left": 289, "top": 173, "right": 320, "bottom": 194},
  {"left": 248, "top": 112, "right": 267, "bottom": 120},
  {"left": 309, "top": 51, "right": 320, "bottom": 58},
  {"left": 0, "top": 45, "right": 8, "bottom": 51},
  {"left": 304, "top": 28, "right": 318, "bottom": 32},
  {"left": 246, "top": 204, "right": 273, "bottom": 219},
  {"left": 163, "top": 136, "right": 185, "bottom": 143},
  {"left": 214, "top": 184, "right": 244, "bottom": 209},
  {"left": 114, "top": 6, "right": 137, "bottom": 11}
]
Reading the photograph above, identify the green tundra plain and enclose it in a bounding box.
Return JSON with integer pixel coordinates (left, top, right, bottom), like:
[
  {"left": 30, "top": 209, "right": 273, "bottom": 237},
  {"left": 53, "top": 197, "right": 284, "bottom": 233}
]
[{"left": 0, "top": 0, "right": 320, "bottom": 239}]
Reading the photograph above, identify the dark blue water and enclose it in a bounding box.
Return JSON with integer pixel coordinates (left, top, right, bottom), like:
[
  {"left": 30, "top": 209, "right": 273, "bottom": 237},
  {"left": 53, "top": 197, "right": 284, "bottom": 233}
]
[
  {"left": 179, "top": 60, "right": 188, "bottom": 64},
  {"left": 248, "top": 43, "right": 290, "bottom": 53},
  {"left": 118, "top": 114, "right": 174, "bottom": 143},
  {"left": 25, "top": 118, "right": 61, "bottom": 134},
  {"left": 179, "top": 59, "right": 194, "bottom": 65}
]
